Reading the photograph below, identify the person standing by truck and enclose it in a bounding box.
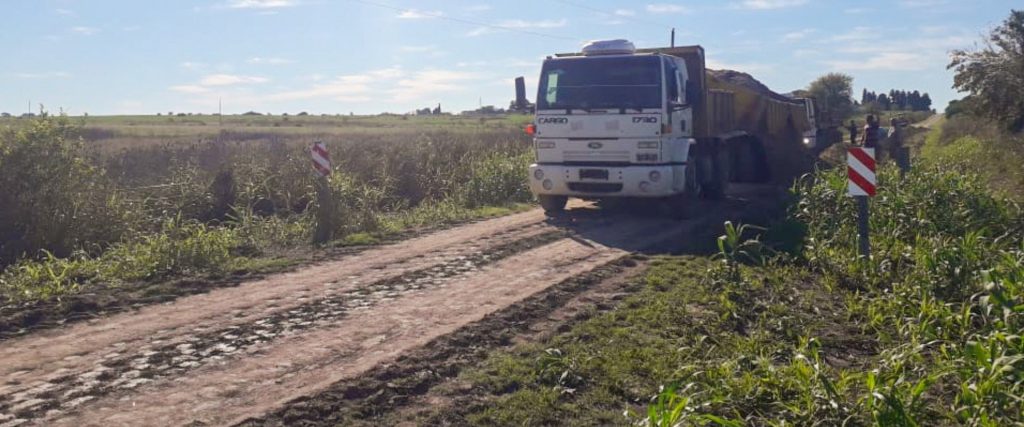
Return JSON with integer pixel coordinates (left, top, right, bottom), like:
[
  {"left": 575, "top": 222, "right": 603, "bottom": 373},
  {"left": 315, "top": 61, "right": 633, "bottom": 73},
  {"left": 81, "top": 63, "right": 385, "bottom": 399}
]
[
  {"left": 847, "top": 120, "right": 858, "bottom": 145},
  {"left": 860, "top": 115, "right": 880, "bottom": 148}
]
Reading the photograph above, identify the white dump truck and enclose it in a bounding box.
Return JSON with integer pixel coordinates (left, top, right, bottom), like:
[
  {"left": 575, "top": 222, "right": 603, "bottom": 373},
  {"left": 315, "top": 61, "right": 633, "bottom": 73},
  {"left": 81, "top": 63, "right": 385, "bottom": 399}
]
[{"left": 522, "top": 40, "right": 826, "bottom": 215}]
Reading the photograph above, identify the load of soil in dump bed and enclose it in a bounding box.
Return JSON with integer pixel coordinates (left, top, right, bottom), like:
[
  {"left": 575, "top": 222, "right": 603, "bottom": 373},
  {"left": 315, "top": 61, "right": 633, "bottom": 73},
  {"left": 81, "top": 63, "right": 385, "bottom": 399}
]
[{"left": 708, "top": 69, "right": 796, "bottom": 103}]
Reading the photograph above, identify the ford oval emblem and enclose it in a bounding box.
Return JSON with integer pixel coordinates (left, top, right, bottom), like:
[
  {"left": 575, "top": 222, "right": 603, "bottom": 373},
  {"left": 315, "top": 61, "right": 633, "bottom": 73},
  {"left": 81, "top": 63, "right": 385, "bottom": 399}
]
[{"left": 587, "top": 142, "right": 603, "bottom": 149}]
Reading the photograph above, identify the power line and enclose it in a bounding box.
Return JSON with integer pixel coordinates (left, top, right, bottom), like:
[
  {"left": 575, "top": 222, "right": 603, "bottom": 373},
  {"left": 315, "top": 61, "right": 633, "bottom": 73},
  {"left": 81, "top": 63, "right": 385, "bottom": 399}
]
[
  {"left": 552, "top": 0, "right": 674, "bottom": 31},
  {"left": 348, "top": 0, "right": 580, "bottom": 41}
]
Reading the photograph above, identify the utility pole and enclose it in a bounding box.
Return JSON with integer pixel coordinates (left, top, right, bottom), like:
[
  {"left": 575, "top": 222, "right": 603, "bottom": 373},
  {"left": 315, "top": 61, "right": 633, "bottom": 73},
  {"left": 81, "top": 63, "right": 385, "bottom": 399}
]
[{"left": 671, "top": 28, "right": 675, "bottom": 47}]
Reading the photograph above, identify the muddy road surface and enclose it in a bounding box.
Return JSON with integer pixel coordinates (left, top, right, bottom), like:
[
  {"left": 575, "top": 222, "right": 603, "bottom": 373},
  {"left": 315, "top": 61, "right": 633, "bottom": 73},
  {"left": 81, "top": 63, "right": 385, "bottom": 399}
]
[{"left": 0, "top": 185, "right": 784, "bottom": 426}]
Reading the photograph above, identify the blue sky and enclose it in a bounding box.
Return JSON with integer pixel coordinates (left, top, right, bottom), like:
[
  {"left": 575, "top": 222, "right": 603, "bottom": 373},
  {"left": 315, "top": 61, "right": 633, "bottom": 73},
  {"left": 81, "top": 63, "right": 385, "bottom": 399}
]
[{"left": 0, "top": 0, "right": 1017, "bottom": 115}]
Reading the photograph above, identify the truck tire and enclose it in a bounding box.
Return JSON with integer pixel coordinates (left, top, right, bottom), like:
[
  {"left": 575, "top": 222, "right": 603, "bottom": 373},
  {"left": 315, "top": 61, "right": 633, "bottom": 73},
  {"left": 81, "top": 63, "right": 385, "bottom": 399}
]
[
  {"left": 702, "top": 148, "right": 730, "bottom": 200},
  {"left": 538, "top": 195, "right": 568, "bottom": 215},
  {"left": 662, "top": 155, "right": 701, "bottom": 220},
  {"left": 732, "top": 139, "right": 760, "bottom": 183}
]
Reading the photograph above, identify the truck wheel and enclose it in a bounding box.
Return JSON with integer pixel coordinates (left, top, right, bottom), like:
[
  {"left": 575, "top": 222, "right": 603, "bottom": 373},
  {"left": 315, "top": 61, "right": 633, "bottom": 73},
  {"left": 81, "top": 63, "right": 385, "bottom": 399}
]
[
  {"left": 732, "top": 140, "right": 760, "bottom": 183},
  {"left": 702, "top": 148, "right": 730, "bottom": 200},
  {"left": 663, "top": 156, "right": 701, "bottom": 220},
  {"left": 538, "top": 195, "right": 568, "bottom": 215}
]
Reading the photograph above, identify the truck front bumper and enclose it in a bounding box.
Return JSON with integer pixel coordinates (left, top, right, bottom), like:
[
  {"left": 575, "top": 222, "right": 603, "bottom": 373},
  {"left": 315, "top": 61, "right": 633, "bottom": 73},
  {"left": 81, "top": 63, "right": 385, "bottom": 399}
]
[{"left": 528, "top": 164, "right": 678, "bottom": 198}]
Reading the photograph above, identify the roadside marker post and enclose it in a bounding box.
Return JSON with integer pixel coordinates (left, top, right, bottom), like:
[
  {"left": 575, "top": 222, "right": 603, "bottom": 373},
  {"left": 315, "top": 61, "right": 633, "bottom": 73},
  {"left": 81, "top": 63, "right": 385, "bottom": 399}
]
[
  {"left": 312, "top": 141, "right": 334, "bottom": 244},
  {"left": 848, "top": 147, "right": 876, "bottom": 259}
]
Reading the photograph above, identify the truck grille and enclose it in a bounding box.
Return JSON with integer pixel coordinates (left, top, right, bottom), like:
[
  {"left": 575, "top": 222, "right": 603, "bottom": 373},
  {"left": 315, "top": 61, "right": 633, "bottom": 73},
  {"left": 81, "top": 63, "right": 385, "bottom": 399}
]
[
  {"left": 564, "top": 150, "right": 630, "bottom": 163},
  {"left": 568, "top": 182, "right": 623, "bottom": 193}
]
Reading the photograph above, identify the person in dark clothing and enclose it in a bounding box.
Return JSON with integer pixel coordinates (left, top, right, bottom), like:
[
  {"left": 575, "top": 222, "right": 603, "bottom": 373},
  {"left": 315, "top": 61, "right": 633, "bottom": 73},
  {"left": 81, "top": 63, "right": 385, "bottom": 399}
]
[
  {"left": 860, "top": 115, "right": 880, "bottom": 148},
  {"left": 847, "top": 120, "right": 858, "bottom": 145}
]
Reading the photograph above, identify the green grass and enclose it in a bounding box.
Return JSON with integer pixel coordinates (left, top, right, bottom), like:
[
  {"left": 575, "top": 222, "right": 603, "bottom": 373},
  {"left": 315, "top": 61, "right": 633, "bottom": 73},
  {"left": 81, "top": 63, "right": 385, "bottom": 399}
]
[
  {"left": 1, "top": 114, "right": 537, "bottom": 308},
  {"left": 432, "top": 161, "right": 1024, "bottom": 426},
  {"left": 917, "top": 115, "right": 1024, "bottom": 200}
]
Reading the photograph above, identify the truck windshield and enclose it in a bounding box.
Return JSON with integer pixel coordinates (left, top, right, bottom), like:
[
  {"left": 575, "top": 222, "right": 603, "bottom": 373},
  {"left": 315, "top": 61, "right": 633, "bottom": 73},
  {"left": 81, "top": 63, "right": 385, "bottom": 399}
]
[{"left": 537, "top": 56, "right": 662, "bottom": 111}]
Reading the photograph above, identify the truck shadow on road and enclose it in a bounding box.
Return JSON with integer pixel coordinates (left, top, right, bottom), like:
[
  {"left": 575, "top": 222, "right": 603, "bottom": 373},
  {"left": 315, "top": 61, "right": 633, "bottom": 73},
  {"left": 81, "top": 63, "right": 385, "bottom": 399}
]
[{"left": 540, "top": 185, "right": 789, "bottom": 256}]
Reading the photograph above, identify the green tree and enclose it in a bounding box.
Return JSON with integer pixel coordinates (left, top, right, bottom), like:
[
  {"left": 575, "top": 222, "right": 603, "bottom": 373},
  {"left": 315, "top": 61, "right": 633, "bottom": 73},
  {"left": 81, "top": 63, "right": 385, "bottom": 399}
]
[
  {"left": 948, "top": 9, "right": 1024, "bottom": 131},
  {"left": 806, "top": 73, "right": 855, "bottom": 126}
]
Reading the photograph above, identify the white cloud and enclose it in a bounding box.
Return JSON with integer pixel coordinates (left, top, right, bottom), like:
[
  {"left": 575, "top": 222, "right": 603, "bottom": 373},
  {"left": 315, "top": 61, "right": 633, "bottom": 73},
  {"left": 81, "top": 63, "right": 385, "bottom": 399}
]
[
  {"left": 645, "top": 4, "right": 689, "bottom": 13},
  {"left": 12, "top": 71, "right": 71, "bottom": 79},
  {"left": 230, "top": 66, "right": 478, "bottom": 104},
  {"left": 823, "top": 27, "right": 880, "bottom": 43},
  {"left": 390, "top": 69, "right": 481, "bottom": 102},
  {"left": 826, "top": 52, "right": 930, "bottom": 71},
  {"left": 919, "top": 25, "right": 951, "bottom": 35},
  {"left": 170, "top": 85, "right": 212, "bottom": 94},
  {"left": 180, "top": 61, "right": 207, "bottom": 70},
  {"left": 899, "top": 0, "right": 948, "bottom": 8},
  {"left": 199, "top": 74, "right": 269, "bottom": 86},
  {"left": 264, "top": 67, "right": 404, "bottom": 102},
  {"left": 247, "top": 57, "right": 293, "bottom": 65},
  {"left": 226, "top": 0, "right": 298, "bottom": 9},
  {"left": 782, "top": 28, "right": 816, "bottom": 42},
  {"left": 736, "top": 0, "right": 808, "bottom": 10},
  {"left": 843, "top": 7, "right": 871, "bottom": 14},
  {"left": 55, "top": 8, "right": 74, "bottom": 15},
  {"left": 400, "top": 45, "right": 437, "bottom": 53},
  {"left": 467, "top": 4, "right": 491, "bottom": 12},
  {"left": 70, "top": 26, "right": 100, "bottom": 35},
  {"left": 793, "top": 49, "right": 820, "bottom": 58},
  {"left": 397, "top": 9, "right": 443, "bottom": 19},
  {"left": 614, "top": 9, "right": 636, "bottom": 16},
  {"left": 466, "top": 19, "right": 567, "bottom": 37},
  {"left": 501, "top": 19, "right": 566, "bottom": 29},
  {"left": 822, "top": 31, "right": 973, "bottom": 72},
  {"left": 833, "top": 31, "right": 972, "bottom": 53}
]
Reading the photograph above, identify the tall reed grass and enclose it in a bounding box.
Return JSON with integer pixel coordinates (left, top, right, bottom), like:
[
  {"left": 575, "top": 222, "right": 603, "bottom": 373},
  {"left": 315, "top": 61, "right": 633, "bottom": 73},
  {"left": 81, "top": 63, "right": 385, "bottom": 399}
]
[{"left": 0, "top": 114, "right": 534, "bottom": 304}]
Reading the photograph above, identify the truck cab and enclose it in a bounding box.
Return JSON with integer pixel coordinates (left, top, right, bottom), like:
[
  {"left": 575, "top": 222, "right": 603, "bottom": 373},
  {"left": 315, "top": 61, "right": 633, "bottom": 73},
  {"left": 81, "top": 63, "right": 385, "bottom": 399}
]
[{"left": 527, "top": 40, "right": 697, "bottom": 213}]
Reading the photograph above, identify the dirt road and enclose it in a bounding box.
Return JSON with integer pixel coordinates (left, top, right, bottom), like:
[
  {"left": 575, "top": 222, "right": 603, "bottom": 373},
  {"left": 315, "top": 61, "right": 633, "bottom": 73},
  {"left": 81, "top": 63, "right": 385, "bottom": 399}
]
[{"left": 0, "top": 185, "right": 783, "bottom": 426}]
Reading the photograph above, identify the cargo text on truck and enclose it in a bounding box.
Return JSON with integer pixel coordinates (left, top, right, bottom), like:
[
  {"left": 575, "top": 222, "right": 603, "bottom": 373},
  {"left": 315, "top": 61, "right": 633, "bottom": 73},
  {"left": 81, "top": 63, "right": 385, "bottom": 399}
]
[{"left": 519, "top": 39, "right": 830, "bottom": 216}]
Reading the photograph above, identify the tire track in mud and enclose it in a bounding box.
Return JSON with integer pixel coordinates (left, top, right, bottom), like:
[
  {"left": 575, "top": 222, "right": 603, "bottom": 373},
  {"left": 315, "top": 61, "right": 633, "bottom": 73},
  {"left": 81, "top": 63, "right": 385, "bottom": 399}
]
[
  {"left": 239, "top": 257, "right": 645, "bottom": 427},
  {"left": 0, "top": 229, "right": 570, "bottom": 423},
  {"left": 0, "top": 186, "right": 785, "bottom": 427},
  {"left": 44, "top": 213, "right": 678, "bottom": 426}
]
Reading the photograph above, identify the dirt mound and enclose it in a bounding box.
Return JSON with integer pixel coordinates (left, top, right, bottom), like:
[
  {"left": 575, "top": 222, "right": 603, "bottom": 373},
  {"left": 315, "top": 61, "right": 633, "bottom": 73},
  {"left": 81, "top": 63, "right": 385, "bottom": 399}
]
[{"left": 708, "top": 69, "right": 796, "bottom": 103}]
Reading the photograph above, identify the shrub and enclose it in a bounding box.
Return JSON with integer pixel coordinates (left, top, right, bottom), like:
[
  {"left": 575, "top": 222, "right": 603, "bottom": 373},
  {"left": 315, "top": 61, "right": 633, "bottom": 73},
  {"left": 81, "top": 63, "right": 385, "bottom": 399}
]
[{"left": 0, "top": 115, "right": 132, "bottom": 264}]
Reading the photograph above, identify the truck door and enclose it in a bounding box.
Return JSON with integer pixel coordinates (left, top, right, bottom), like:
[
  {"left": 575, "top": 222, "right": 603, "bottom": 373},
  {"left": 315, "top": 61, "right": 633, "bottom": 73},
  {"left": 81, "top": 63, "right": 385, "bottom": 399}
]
[{"left": 663, "top": 57, "right": 689, "bottom": 192}]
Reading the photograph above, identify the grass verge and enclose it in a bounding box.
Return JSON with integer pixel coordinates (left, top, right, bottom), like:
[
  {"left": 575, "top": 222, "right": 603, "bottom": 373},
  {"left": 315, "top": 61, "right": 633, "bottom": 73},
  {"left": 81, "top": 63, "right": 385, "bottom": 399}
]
[{"left": 417, "top": 162, "right": 1024, "bottom": 426}]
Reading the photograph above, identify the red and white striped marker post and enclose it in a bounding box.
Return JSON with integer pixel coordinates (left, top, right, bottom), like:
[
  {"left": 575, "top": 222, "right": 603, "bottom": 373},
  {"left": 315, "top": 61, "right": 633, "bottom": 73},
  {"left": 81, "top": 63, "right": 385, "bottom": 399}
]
[
  {"left": 847, "top": 147, "right": 876, "bottom": 258},
  {"left": 311, "top": 141, "right": 331, "bottom": 177},
  {"left": 311, "top": 141, "right": 333, "bottom": 244}
]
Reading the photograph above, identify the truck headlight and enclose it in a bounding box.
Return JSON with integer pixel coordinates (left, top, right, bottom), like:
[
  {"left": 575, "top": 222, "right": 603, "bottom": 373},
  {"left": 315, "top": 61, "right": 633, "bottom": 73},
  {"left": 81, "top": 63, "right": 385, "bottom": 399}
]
[
  {"left": 636, "top": 153, "right": 659, "bottom": 162},
  {"left": 533, "top": 169, "right": 544, "bottom": 180},
  {"left": 649, "top": 171, "right": 661, "bottom": 182},
  {"left": 537, "top": 141, "right": 555, "bottom": 149},
  {"left": 637, "top": 141, "right": 659, "bottom": 149}
]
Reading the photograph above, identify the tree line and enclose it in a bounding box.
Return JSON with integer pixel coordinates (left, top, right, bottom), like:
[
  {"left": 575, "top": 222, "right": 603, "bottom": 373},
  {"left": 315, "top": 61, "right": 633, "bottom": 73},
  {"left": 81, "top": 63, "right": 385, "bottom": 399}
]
[{"left": 861, "top": 89, "right": 933, "bottom": 112}]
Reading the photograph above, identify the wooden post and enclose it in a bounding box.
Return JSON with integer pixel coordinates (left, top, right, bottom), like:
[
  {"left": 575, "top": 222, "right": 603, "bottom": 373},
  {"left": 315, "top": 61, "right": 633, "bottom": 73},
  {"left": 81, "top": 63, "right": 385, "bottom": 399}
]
[
  {"left": 311, "top": 142, "right": 333, "bottom": 245},
  {"left": 313, "top": 176, "right": 333, "bottom": 244},
  {"left": 857, "top": 196, "right": 870, "bottom": 259}
]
